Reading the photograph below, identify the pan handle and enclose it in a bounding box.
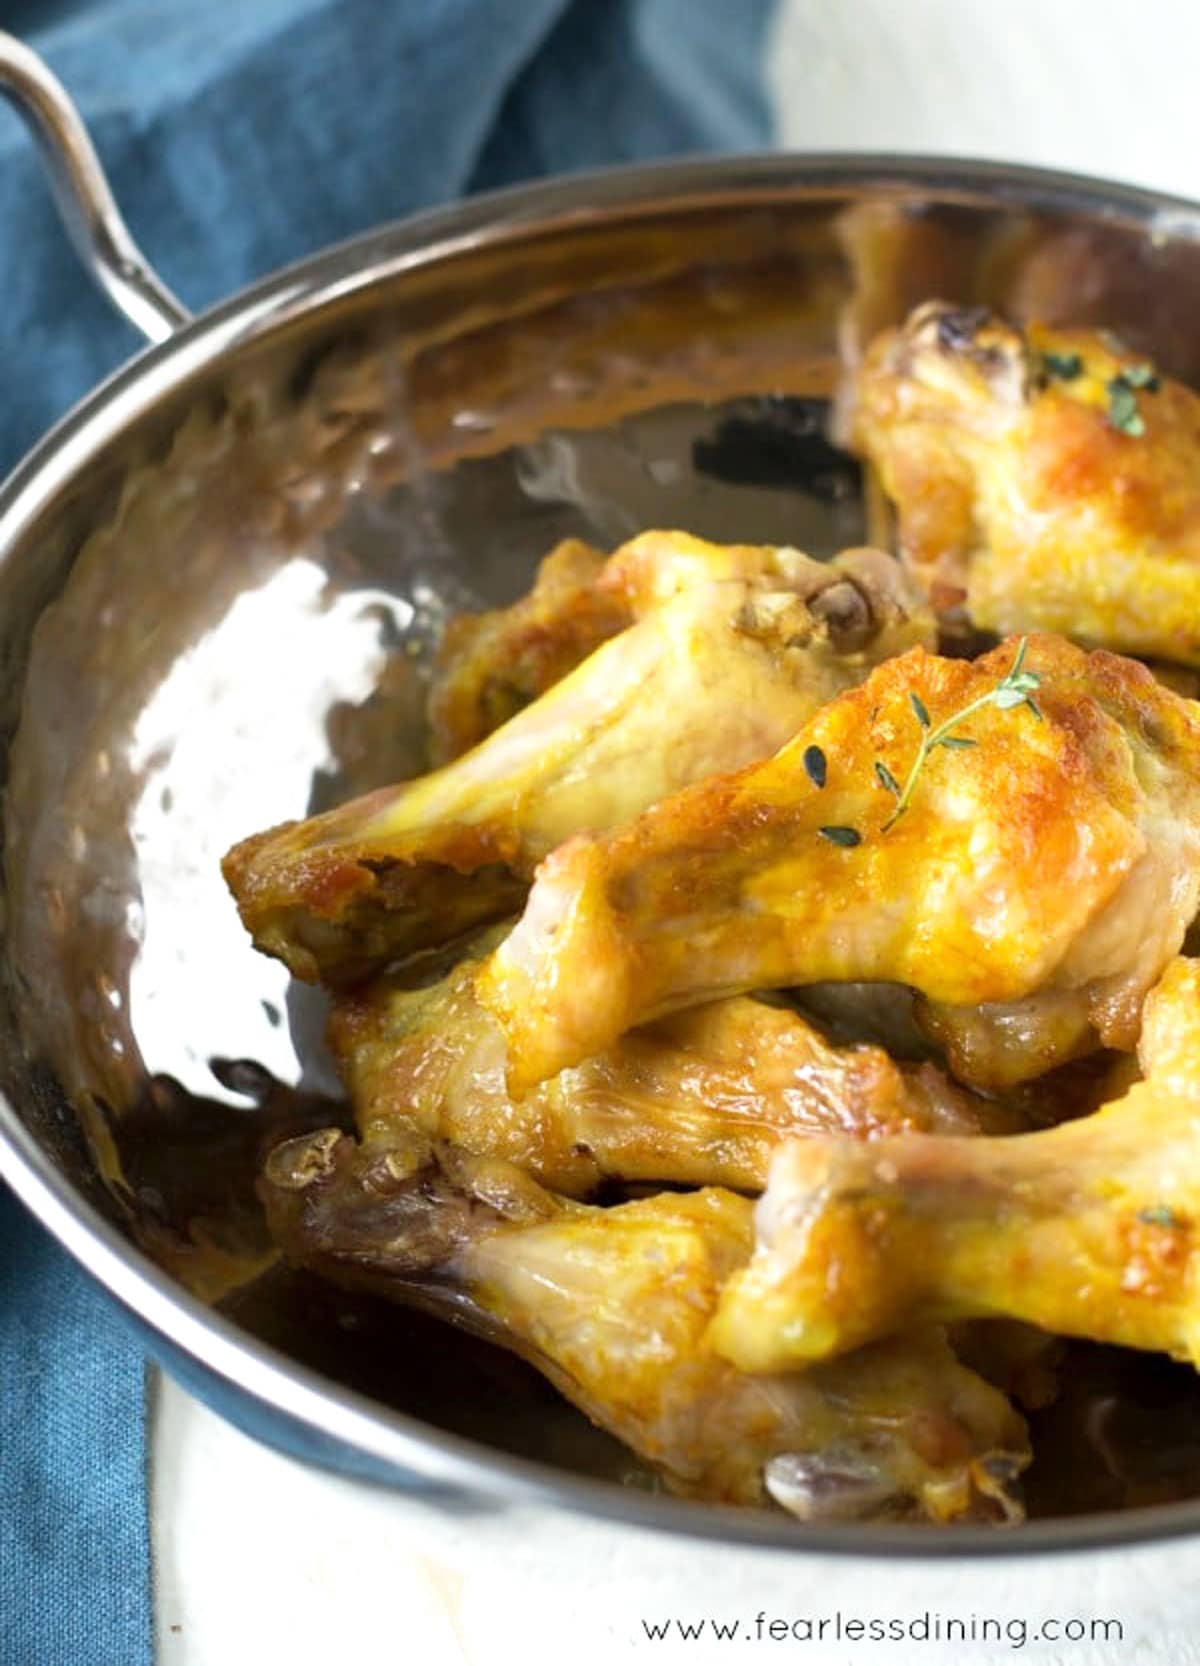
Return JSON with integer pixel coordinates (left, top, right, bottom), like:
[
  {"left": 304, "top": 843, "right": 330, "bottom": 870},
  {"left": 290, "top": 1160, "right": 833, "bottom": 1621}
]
[{"left": 0, "top": 31, "right": 191, "bottom": 343}]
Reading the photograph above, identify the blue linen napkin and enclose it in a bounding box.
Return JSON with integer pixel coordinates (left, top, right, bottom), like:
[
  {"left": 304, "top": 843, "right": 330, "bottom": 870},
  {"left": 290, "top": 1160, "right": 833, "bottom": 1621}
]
[
  {"left": 0, "top": 1190, "right": 151, "bottom": 1666},
  {"left": 0, "top": 2, "right": 776, "bottom": 1661},
  {"left": 0, "top": 0, "right": 777, "bottom": 479}
]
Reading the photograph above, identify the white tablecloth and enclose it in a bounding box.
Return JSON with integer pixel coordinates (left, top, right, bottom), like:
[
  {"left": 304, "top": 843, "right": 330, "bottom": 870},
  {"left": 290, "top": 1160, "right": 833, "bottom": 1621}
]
[{"left": 152, "top": 1375, "right": 1200, "bottom": 1666}]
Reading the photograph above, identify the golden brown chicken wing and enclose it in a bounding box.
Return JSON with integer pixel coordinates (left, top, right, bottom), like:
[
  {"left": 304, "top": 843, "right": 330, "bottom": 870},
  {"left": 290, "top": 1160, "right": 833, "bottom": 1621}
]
[
  {"left": 260, "top": 1129, "right": 1028, "bottom": 1521},
  {"left": 853, "top": 300, "right": 1200, "bottom": 660},
  {"left": 330, "top": 945, "right": 1019, "bottom": 1199},
  {"left": 224, "top": 538, "right": 931, "bottom": 985},
  {"left": 711, "top": 959, "right": 1200, "bottom": 1375},
  {"left": 478, "top": 636, "right": 1200, "bottom": 1091}
]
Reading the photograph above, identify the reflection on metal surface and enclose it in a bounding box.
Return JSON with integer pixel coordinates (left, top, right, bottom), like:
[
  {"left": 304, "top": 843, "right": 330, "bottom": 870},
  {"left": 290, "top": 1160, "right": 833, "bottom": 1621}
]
[{"left": 126, "top": 560, "right": 409, "bottom": 1103}]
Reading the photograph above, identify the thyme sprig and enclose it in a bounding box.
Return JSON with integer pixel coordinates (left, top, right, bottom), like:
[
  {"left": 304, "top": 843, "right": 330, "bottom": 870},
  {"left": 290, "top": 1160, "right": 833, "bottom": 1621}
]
[
  {"left": 878, "top": 639, "right": 1042, "bottom": 832},
  {"left": 1107, "top": 361, "right": 1159, "bottom": 436}
]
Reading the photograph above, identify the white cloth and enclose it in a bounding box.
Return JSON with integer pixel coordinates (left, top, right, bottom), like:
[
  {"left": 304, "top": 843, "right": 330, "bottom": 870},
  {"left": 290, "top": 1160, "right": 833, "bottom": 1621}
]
[
  {"left": 153, "top": 1377, "right": 1200, "bottom": 1665},
  {"left": 771, "top": 0, "right": 1199, "bottom": 198}
]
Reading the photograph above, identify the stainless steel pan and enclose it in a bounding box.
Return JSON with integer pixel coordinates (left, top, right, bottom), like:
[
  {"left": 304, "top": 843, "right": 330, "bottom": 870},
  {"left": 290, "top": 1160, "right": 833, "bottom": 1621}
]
[{"left": 4, "top": 30, "right": 1200, "bottom": 1556}]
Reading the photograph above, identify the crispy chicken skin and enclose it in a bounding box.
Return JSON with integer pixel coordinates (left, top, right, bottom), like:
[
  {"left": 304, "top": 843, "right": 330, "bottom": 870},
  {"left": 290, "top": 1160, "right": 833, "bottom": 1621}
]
[
  {"left": 223, "top": 537, "right": 931, "bottom": 985},
  {"left": 329, "top": 949, "right": 1020, "bottom": 1200},
  {"left": 477, "top": 635, "right": 1200, "bottom": 1092},
  {"left": 712, "top": 959, "right": 1200, "bottom": 1374},
  {"left": 427, "top": 538, "right": 626, "bottom": 764},
  {"left": 260, "top": 1130, "right": 1028, "bottom": 1521},
  {"left": 853, "top": 301, "right": 1200, "bottom": 660}
]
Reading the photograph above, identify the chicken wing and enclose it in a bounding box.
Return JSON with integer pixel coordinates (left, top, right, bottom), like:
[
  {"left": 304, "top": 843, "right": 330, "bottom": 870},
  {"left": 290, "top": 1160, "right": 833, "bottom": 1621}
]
[
  {"left": 852, "top": 300, "right": 1200, "bottom": 660},
  {"left": 260, "top": 1129, "right": 1028, "bottom": 1521},
  {"left": 712, "top": 958, "right": 1200, "bottom": 1374},
  {"left": 427, "top": 538, "right": 625, "bottom": 764},
  {"left": 224, "top": 538, "right": 931, "bottom": 985},
  {"left": 426, "top": 529, "right": 866, "bottom": 763},
  {"left": 330, "top": 946, "right": 1020, "bottom": 1200},
  {"left": 478, "top": 636, "right": 1200, "bottom": 1091}
]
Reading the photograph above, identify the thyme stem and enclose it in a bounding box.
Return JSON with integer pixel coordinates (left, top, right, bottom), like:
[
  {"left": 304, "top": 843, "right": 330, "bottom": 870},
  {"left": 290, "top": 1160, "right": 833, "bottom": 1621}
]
[
  {"left": 881, "top": 692, "right": 994, "bottom": 830},
  {"left": 879, "top": 639, "right": 1041, "bottom": 833}
]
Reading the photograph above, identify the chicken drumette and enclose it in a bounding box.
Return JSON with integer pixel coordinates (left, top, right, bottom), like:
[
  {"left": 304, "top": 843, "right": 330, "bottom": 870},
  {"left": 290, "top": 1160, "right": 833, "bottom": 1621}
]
[
  {"left": 478, "top": 635, "right": 1200, "bottom": 1091},
  {"left": 853, "top": 300, "right": 1200, "bottom": 661},
  {"left": 224, "top": 535, "right": 930, "bottom": 984},
  {"left": 428, "top": 529, "right": 872, "bottom": 761},
  {"left": 712, "top": 958, "right": 1200, "bottom": 1374},
  {"left": 329, "top": 940, "right": 1020, "bottom": 1199},
  {"left": 260, "top": 1129, "right": 1028, "bottom": 1522}
]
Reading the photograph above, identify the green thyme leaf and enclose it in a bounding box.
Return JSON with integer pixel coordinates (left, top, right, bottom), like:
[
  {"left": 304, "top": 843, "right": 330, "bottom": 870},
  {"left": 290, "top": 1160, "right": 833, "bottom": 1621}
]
[
  {"left": 1121, "top": 362, "right": 1160, "bottom": 391},
  {"left": 1108, "top": 377, "right": 1146, "bottom": 436},
  {"left": 992, "top": 686, "right": 1027, "bottom": 710},
  {"left": 1137, "top": 1205, "right": 1180, "bottom": 1228},
  {"left": 1041, "top": 351, "right": 1083, "bottom": 381},
  {"left": 874, "top": 760, "right": 901, "bottom": 795},
  {"left": 937, "top": 734, "right": 977, "bottom": 750},
  {"left": 803, "top": 745, "right": 827, "bottom": 788},
  {"left": 819, "top": 825, "right": 862, "bottom": 848},
  {"left": 909, "top": 692, "right": 931, "bottom": 729}
]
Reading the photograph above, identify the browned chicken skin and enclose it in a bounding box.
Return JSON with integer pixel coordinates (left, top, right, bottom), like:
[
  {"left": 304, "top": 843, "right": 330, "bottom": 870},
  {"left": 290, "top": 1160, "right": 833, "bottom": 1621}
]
[
  {"left": 223, "top": 535, "right": 931, "bottom": 985},
  {"left": 478, "top": 635, "right": 1200, "bottom": 1092},
  {"left": 329, "top": 943, "right": 1021, "bottom": 1200},
  {"left": 711, "top": 959, "right": 1200, "bottom": 1375},
  {"left": 853, "top": 301, "right": 1200, "bottom": 661},
  {"left": 260, "top": 1129, "right": 1028, "bottom": 1522}
]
